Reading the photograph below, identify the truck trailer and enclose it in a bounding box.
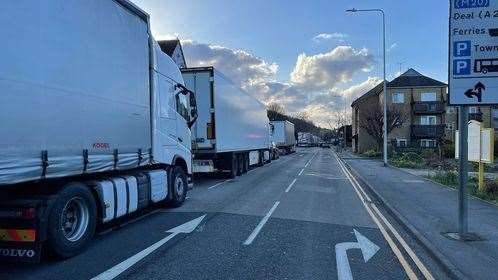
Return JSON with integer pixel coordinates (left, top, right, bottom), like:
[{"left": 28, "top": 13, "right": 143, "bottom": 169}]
[
  {"left": 182, "top": 67, "right": 271, "bottom": 178},
  {"left": 0, "top": 0, "right": 197, "bottom": 262},
  {"left": 270, "top": 121, "right": 296, "bottom": 155},
  {"left": 297, "top": 132, "right": 313, "bottom": 147}
]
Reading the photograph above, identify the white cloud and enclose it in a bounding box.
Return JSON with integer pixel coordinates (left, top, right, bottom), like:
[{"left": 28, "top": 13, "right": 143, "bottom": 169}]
[
  {"left": 313, "top": 32, "right": 348, "bottom": 42},
  {"left": 177, "top": 39, "right": 378, "bottom": 127},
  {"left": 181, "top": 40, "right": 278, "bottom": 88},
  {"left": 290, "top": 46, "right": 374, "bottom": 91}
]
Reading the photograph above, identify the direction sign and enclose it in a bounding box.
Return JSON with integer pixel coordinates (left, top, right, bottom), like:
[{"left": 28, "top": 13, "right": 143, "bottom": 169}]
[{"left": 449, "top": 0, "right": 498, "bottom": 105}]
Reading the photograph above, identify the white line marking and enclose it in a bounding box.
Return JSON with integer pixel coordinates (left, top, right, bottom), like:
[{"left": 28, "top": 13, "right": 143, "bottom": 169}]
[
  {"left": 333, "top": 153, "right": 418, "bottom": 280},
  {"left": 243, "top": 201, "right": 280, "bottom": 245},
  {"left": 298, "top": 169, "right": 304, "bottom": 176},
  {"left": 285, "top": 178, "right": 297, "bottom": 193},
  {"left": 92, "top": 215, "right": 206, "bottom": 280},
  {"left": 208, "top": 180, "right": 230, "bottom": 189}
]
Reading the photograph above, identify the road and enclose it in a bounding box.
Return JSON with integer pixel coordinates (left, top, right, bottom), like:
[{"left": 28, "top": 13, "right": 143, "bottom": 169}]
[{"left": 0, "top": 148, "right": 449, "bottom": 280}]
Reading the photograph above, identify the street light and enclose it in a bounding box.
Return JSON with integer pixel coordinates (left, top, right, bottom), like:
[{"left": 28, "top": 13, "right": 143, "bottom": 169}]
[{"left": 346, "top": 8, "right": 388, "bottom": 166}]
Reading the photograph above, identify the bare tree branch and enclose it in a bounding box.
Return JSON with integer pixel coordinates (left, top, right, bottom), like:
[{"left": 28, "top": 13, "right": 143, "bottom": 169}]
[{"left": 359, "top": 104, "right": 408, "bottom": 150}]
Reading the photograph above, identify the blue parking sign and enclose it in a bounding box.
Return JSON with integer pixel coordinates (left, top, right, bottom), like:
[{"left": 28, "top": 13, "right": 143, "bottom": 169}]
[
  {"left": 453, "top": 59, "right": 471, "bottom": 75},
  {"left": 453, "top": 41, "right": 471, "bottom": 57}
]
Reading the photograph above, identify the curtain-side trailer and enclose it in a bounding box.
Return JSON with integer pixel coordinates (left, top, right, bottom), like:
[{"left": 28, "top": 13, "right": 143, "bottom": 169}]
[
  {"left": 0, "top": 0, "right": 197, "bottom": 262},
  {"left": 182, "top": 67, "right": 271, "bottom": 178}
]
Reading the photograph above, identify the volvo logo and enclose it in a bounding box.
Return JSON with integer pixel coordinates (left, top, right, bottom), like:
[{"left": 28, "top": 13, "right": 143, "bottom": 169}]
[{"left": 0, "top": 248, "right": 36, "bottom": 258}]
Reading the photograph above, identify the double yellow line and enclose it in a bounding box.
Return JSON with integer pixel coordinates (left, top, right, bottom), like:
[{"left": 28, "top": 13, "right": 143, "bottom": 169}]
[{"left": 333, "top": 152, "right": 434, "bottom": 280}]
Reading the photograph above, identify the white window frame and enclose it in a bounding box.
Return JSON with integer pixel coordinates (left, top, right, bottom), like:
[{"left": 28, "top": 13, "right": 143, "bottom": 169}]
[
  {"left": 421, "top": 92, "right": 437, "bottom": 102},
  {"left": 392, "top": 92, "right": 404, "bottom": 104},
  {"left": 420, "top": 139, "right": 437, "bottom": 148},
  {"left": 420, "top": 115, "right": 437, "bottom": 125},
  {"left": 469, "top": 106, "right": 479, "bottom": 114},
  {"left": 396, "top": 138, "right": 407, "bottom": 147}
]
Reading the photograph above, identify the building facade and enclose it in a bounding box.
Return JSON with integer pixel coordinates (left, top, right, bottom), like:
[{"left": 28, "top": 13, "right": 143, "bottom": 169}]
[{"left": 352, "top": 69, "right": 451, "bottom": 153}]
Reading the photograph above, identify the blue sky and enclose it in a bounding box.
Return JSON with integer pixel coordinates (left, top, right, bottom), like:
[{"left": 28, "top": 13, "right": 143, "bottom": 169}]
[{"left": 131, "top": 0, "right": 450, "bottom": 126}]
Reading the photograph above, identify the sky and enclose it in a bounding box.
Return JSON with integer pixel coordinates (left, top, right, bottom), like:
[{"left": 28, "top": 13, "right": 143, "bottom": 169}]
[{"left": 130, "top": 0, "right": 449, "bottom": 127}]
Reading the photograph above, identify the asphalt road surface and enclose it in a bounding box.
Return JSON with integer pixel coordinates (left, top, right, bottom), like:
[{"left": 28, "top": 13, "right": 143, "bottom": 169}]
[{"left": 0, "top": 148, "right": 450, "bottom": 280}]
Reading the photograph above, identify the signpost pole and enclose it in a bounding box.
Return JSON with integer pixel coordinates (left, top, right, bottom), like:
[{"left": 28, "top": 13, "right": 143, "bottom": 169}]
[{"left": 458, "top": 106, "right": 469, "bottom": 236}]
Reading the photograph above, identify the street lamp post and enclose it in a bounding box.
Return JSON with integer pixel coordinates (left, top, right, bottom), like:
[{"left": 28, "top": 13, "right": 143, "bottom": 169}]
[{"left": 346, "top": 8, "right": 388, "bottom": 166}]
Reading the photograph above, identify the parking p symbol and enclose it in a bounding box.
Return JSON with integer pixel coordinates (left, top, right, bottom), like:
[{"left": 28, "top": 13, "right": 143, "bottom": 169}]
[
  {"left": 453, "top": 59, "right": 471, "bottom": 75},
  {"left": 453, "top": 41, "right": 471, "bottom": 57}
]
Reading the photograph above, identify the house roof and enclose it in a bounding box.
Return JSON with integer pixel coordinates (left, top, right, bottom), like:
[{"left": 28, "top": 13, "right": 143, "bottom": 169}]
[
  {"left": 351, "top": 68, "right": 447, "bottom": 107},
  {"left": 158, "top": 40, "right": 179, "bottom": 56},
  {"left": 351, "top": 82, "right": 384, "bottom": 107},
  {"left": 387, "top": 68, "right": 447, "bottom": 88}
]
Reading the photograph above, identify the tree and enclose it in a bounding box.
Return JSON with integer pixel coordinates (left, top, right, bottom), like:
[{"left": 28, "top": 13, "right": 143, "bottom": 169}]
[
  {"left": 267, "top": 103, "right": 285, "bottom": 121},
  {"left": 359, "top": 105, "right": 408, "bottom": 150}
]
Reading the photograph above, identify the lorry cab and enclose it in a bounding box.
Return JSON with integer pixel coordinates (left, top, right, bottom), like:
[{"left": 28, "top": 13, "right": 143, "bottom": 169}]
[{"left": 151, "top": 41, "right": 196, "bottom": 179}]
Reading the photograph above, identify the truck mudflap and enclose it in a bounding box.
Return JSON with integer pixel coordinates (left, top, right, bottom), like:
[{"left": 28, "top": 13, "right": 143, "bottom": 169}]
[
  {"left": 0, "top": 198, "right": 50, "bottom": 263},
  {"left": 0, "top": 240, "right": 41, "bottom": 263}
]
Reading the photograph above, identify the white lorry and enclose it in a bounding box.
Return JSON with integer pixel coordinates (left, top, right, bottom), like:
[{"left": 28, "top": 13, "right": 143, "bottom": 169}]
[
  {"left": 182, "top": 67, "right": 271, "bottom": 178},
  {"left": 270, "top": 121, "right": 296, "bottom": 155},
  {"left": 0, "top": 0, "right": 197, "bottom": 262},
  {"left": 298, "top": 132, "right": 313, "bottom": 147}
]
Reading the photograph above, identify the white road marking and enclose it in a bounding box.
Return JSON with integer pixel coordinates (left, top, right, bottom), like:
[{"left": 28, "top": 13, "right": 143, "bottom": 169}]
[
  {"left": 402, "top": 179, "right": 424, "bottom": 183},
  {"left": 208, "top": 180, "right": 230, "bottom": 189},
  {"left": 298, "top": 169, "right": 304, "bottom": 176},
  {"left": 333, "top": 153, "right": 423, "bottom": 280},
  {"left": 285, "top": 178, "right": 297, "bottom": 193},
  {"left": 305, "top": 152, "right": 318, "bottom": 167},
  {"left": 243, "top": 201, "right": 280, "bottom": 245},
  {"left": 336, "top": 229, "right": 380, "bottom": 280},
  {"left": 91, "top": 215, "right": 206, "bottom": 280}
]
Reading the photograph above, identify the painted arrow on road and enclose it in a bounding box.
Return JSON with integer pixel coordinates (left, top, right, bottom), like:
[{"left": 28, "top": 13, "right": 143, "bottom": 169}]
[
  {"left": 91, "top": 215, "right": 206, "bottom": 280},
  {"left": 335, "top": 229, "right": 380, "bottom": 280}
]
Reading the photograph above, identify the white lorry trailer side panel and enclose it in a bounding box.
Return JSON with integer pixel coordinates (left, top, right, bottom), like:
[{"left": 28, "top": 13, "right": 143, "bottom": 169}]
[
  {"left": 270, "top": 121, "right": 296, "bottom": 147},
  {"left": 182, "top": 68, "right": 270, "bottom": 153},
  {"left": 214, "top": 71, "right": 269, "bottom": 152},
  {"left": 0, "top": 0, "right": 151, "bottom": 185}
]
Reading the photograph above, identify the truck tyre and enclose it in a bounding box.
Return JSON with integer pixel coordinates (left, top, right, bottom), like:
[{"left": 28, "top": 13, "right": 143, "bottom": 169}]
[
  {"left": 47, "top": 183, "right": 97, "bottom": 259},
  {"left": 228, "top": 154, "right": 238, "bottom": 178},
  {"left": 242, "top": 153, "right": 248, "bottom": 173},
  {"left": 169, "top": 166, "right": 188, "bottom": 207},
  {"left": 237, "top": 154, "right": 244, "bottom": 176}
]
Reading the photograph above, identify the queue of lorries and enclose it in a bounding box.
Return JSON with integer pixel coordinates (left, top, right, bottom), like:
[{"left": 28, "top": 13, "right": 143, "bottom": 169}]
[{"left": 0, "top": 0, "right": 298, "bottom": 263}]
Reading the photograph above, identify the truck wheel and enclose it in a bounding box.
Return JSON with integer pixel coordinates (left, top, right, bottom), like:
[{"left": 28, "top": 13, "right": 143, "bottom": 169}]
[
  {"left": 47, "top": 183, "right": 97, "bottom": 259},
  {"left": 244, "top": 154, "right": 250, "bottom": 173},
  {"left": 228, "top": 154, "right": 238, "bottom": 178},
  {"left": 169, "top": 166, "right": 188, "bottom": 207},
  {"left": 237, "top": 154, "right": 244, "bottom": 175}
]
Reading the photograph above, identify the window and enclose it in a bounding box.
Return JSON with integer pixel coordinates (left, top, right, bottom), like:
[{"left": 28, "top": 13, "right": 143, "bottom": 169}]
[
  {"left": 420, "top": 115, "right": 436, "bottom": 125},
  {"left": 392, "top": 92, "right": 404, "bottom": 104},
  {"left": 397, "top": 139, "right": 407, "bottom": 147},
  {"left": 421, "top": 92, "right": 437, "bottom": 101},
  {"left": 176, "top": 93, "right": 190, "bottom": 122},
  {"left": 446, "top": 122, "right": 454, "bottom": 130},
  {"left": 469, "top": 106, "right": 479, "bottom": 114},
  {"left": 447, "top": 106, "right": 455, "bottom": 113},
  {"left": 420, "top": 139, "right": 436, "bottom": 148}
]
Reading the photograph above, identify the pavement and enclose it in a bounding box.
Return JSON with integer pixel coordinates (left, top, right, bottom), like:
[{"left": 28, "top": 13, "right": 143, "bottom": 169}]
[
  {"left": 344, "top": 156, "right": 498, "bottom": 280},
  {"left": 0, "top": 148, "right": 450, "bottom": 280}
]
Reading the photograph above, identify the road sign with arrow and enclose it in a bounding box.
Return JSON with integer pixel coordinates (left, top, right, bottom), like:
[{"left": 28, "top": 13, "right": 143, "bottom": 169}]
[
  {"left": 335, "top": 229, "right": 380, "bottom": 280},
  {"left": 449, "top": 0, "right": 498, "bottom": 105},
  {"left": 464, "top": 82, "right": 486, "bottom": 102}
]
